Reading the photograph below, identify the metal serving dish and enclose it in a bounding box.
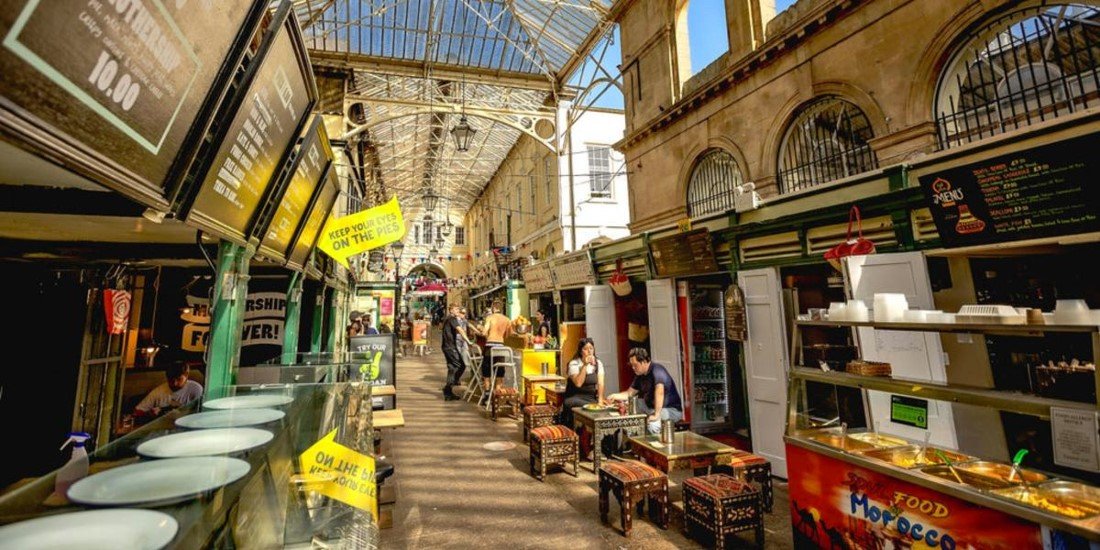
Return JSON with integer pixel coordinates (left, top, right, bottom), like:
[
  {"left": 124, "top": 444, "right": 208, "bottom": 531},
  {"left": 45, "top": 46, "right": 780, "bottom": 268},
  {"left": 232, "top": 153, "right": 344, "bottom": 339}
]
[
  {"left": 920, "top": 461, "right": 1047, "bottom": 490},
  {"left": 858, "top": 445, "right": 975, "bottom": 469},
  {"left": 846, "top": 432, "right": 908, "bottom": 448},
  {"left": 805, "top": 433, "right": 876, "bottom": 452},
  {"left": 992, "top": 481, "right": 1100, "bottom": 519},
  {"left": 802, "top": 428, "right": 906, "bottom": 452}
]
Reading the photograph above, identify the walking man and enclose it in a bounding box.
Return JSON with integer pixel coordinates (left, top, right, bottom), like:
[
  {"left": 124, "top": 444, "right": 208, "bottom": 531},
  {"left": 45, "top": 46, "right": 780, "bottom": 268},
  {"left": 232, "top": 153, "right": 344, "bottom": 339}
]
[{"left": 441, "top": 304, "right": 464, "bottom": 400}]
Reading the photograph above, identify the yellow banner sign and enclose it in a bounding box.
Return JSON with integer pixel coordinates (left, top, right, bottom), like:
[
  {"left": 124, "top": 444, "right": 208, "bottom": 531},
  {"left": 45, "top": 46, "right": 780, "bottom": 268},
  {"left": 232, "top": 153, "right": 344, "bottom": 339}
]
[
  {"left": 299, "top": 429, "right": 377, "bottom": 518},
  {"left": 317, "top": 197, "right": 406, "bottom": 267}
]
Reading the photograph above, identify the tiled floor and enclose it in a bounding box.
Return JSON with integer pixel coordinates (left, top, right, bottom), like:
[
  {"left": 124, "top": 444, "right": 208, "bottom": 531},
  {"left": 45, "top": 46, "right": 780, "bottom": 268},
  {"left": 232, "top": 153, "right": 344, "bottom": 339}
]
[{"left": 378, "top": 350, "right": 794, "bottom": 549}]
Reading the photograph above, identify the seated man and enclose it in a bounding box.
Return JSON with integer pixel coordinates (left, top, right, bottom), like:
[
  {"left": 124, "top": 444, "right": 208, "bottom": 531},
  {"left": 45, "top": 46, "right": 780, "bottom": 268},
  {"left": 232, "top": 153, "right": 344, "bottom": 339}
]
[
  {"left": 135, "top": 361, "right": 204, "bottom": 417},
  {"left": 608, "top": 348, "right": 684, "bottom": 434}
]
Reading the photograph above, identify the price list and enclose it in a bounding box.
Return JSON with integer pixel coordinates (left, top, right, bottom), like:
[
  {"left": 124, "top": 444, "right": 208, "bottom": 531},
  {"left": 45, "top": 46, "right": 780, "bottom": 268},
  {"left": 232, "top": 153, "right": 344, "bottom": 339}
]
[
  {"left": 190, "top": 19, "right": 312, "bottom": 241},
  {"left": 260, "top": 117, "right": 331, "bottom": 258},
  {"left": 288, "top": 172, "right": 338, "bottom": 268},
  {"left": 0, "top": 0, "right": 256, "bottom": 202},
  {"left": 649, "top": 229, "right": 719, "bottom": 277},
  {"left": 919, "top": 133, "right": 1100, "bottom": 247}
]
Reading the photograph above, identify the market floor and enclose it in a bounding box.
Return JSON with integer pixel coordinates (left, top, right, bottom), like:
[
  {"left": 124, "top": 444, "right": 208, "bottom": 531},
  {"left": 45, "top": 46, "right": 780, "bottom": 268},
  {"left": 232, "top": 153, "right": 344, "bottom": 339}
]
[{"left": 378, "top": 349, "right": 795, "bottom": 550}]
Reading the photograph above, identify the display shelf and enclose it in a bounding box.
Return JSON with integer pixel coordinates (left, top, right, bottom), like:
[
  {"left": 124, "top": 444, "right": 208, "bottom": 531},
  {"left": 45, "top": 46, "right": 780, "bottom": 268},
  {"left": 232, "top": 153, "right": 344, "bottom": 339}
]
[
  {"left": 785, "top": 436, "right": 1100, "bottom": 540},
  {"left": 791, "top": 366, "right": 1093, "bottom": 418},
  {"left": 694, "top": 379, "right": 726, "bottom": 384},
  {"left": 692, "top": 339, "right": 726, "bottom": 343},
  {"left": 796, "top": 319, "right": 1100, "bottom": 335}
]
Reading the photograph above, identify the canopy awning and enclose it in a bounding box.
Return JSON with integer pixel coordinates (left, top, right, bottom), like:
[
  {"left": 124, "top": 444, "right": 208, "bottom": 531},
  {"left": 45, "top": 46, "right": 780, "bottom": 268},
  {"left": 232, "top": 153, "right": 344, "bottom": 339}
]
[{"left": 469, "top": 283, "right": 506, "bottom": 300}]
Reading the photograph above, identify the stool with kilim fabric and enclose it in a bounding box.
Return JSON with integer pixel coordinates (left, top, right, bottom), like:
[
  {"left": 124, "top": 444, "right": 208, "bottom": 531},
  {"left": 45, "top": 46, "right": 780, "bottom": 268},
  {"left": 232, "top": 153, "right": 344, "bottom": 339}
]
[
  {"left": 598, "top": 459, "right": 669, "bottom": 537},
  {"left": 491, "top": 386, "right": 520, "bottom": 420},
  {"left": 528, "top": 425, "right": 579, "bottom": 480},
  {"left": 712, "top": 450, "right": 774, "bottom": 512},
  {"left": 522, "top": 404, "right": 559, "bottom": 442},
  {"left": 682, "top": 474, "right": 764, "bottom": 549}
]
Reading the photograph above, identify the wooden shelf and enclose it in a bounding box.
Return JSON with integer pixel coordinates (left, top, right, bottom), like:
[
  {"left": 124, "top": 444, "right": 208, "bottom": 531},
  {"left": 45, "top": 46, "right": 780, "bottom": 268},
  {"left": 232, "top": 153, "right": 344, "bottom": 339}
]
[
  {"left": 795, "top": 319, "right": 1099, "bottom": 335},
  {"left": 791, "top": 367, "right": 1094, "bottom": 418}
]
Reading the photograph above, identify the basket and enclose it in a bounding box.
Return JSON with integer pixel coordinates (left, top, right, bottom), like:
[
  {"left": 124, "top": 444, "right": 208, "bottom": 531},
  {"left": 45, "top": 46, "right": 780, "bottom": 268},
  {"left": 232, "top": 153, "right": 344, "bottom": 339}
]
[
  {"left": 846, "top": 360, "right": 892, "bottom": 377},
  {"left": 609, "top": 258, "right": 632, "bottom": 297}
]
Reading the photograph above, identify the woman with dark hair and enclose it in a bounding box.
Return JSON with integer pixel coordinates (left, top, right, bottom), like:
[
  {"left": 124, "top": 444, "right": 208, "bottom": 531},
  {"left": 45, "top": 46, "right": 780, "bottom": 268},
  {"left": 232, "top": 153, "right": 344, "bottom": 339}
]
[{"left": 561, "top": 338, "right": 604, "bottom": 429}]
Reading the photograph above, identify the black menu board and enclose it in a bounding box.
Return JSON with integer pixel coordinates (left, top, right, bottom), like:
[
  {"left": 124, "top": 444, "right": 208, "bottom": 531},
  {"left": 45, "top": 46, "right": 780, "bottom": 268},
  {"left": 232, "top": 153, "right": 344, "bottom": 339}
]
[
  {"left": 919, "top": 132, "right": 1100, "bottom": 248},
  {"left": 0, "top": 0, "right": 263, "bottom": 209},
  {"left": 649, "top": 229, "right": 719, "bottom": 277},
  {"left": 287, "top": 167, "right": 339, "bottom": 271},
  {"left": 257, "top": 115, "right": 333, "bottom": 262},
  {"left": 184, "top": 3, "right": 316, "bottom": 245}
]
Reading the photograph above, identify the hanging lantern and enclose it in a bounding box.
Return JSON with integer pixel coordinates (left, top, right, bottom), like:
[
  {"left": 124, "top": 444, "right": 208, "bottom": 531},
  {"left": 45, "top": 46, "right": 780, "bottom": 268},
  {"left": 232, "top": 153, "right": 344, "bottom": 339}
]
[
  {"left": 450, "top": 115, "right": 476, "bottom": 152},
  {"left": 421, "top": 188, "right": 440, "bottom": 212},
  {"left": 441, "top": 220, "right": 453, "bottom": 237}
]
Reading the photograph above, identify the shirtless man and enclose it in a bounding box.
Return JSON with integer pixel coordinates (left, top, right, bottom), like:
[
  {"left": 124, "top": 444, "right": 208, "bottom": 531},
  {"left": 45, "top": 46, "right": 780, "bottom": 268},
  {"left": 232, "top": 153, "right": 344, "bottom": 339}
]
[{"left": 480, "top": 300, "right": 512, "bottom": 390}]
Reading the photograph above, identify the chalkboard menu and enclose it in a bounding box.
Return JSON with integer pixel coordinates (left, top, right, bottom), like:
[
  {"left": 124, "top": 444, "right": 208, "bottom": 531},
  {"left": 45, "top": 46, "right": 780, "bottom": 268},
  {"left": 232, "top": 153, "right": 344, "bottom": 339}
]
[
  {"left": 919, "top": 133, "right": 1100, "bottom": 248},
  {"left": 649, "top": 229, "right": 719, "bottom": 277},
  {"left": 0, "top": 0, "right": 262, "bottom": 209},
  {"left": 257, "top": 115, "right": 333, "bottom": 262},
  {"left": 287, "top": 167, "right": 339, "bottom": 270},
  {"left": 185, "top": 3, "right": 316, "bottom": 245}
]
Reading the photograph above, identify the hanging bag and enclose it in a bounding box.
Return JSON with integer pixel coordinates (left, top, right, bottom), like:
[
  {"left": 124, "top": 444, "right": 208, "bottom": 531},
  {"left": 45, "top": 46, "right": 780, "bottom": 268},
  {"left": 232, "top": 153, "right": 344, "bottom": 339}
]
[
  {"left": 824, "top": 205, "right": 876, "bottom": 270},
  {"left": 609, "top": 258, "right": 632, "bottom": 297}
]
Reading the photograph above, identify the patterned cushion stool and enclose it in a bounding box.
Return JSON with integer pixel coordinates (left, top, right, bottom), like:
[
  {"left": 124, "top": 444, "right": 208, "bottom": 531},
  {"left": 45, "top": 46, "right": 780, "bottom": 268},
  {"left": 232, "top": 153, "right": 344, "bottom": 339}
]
[
  {"left": 522, "top": 404, "right": 560, "bottom": 442},
  {"left": 598, "top": 459, "right": 669, "bottom": 537},
  {"left": 682, "top": 474, "right": 764, "bottom": 549},
  {"left": 491, "top": 387, "right": 520, "bottom": 420},
  {"left": 713, "top": 450, "right": 774, "bottom": 512},
  {"left": 529, "top": 425, "right": 579, "bottom": 481}
]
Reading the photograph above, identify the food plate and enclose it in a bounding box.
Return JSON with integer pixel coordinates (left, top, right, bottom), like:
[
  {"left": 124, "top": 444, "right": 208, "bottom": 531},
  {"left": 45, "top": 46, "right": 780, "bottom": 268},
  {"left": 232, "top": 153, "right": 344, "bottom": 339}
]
[
  {"left": 68, "top": 456, "right": 250, "bottom": 507},
  {"left": 582, "top": 403, "right": 615, "bottom": 411},
  {"left": 0, "top": 509, "right": 178, "bottom": 550},
  {"left": 176, "top": 408, "right": 285, "bottom": 429},
  {"left": 203, "top": 394, "right": 293, "bottom": 410},
  {"left": 137, "top": 428, "right": 273, "bottom": 458}
]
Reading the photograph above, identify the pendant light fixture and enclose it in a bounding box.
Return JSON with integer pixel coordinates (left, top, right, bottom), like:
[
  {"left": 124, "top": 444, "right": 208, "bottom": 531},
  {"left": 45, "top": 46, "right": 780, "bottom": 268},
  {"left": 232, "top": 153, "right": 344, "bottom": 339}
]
[{"left": 450, "top": 74, "right": 476, "bottom": 152}]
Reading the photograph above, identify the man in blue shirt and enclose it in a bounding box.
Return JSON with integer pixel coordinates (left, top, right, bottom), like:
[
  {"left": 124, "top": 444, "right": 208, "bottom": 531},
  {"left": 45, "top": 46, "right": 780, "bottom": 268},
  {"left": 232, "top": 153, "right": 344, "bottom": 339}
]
[{"left": 608, "top": 348, "right": 684, "bottom": 434}]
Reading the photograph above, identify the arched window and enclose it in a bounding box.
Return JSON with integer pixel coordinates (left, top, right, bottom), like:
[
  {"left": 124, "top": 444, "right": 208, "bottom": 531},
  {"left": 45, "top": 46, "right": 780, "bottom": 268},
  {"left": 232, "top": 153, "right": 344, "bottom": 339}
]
[
  {"left": 686, "top": 148, "right": 744, "bottom": 217},
  {"left": 936, "top": 4, "right": 1100, "bottom": 149},
  {"left": 777, "top": 96, "right": 877, "bottom": 194}
]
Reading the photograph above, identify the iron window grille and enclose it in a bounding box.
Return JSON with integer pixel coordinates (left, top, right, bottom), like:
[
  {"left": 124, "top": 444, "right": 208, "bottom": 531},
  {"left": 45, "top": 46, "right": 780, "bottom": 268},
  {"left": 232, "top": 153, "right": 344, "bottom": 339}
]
[
  {"left": 777, "top": 96, "right": 878, "bottom": 195},
  {"left": 935, "top": 4, "right": 1100, "bottom": 150},
  {"left": 455, "top": 226, "right": 466, "bottom": 246},
  {"left": 686, "top": 148, "right": 745, "bottom": 218},
  {"left": 587, "top": 145, "right": 613, "bottom": 198}
]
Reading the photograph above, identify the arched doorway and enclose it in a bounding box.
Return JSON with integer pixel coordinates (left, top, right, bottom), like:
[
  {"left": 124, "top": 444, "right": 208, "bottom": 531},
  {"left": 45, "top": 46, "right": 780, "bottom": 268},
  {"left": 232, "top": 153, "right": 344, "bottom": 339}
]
[{"left": 404, "top": 262, "right": 449, "bottom": 324}]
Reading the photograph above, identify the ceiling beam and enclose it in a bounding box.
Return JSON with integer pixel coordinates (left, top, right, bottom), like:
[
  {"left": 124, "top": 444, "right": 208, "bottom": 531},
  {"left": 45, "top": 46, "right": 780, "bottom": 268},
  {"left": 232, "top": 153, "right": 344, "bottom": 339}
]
[
  {"left": 556, "top": 21, "right": 613, "bottom": 88},
  {"left": 309, "top": 50, "right": 558, "bottom": 92}
]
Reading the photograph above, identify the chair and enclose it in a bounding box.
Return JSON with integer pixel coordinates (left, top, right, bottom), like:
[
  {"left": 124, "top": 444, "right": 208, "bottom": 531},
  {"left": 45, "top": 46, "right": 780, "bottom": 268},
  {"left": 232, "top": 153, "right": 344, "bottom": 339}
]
[
  {"left": 682, "top": 474, "right": 764, "bottom": 549},
  {"left": 522, "top": 403, "right": 560, "bottom": 442},
  {"left": 598, "top": 459, "right": 669, "bottom": 537},
  {"left": 461, "top": 345, "right": 485, "bottom": 404},
  {"left": 485, "top": 347, "right": 518, "bottom": 410},
  {"left": 529, "top": 425, "right": 579, "bottom": 481}
]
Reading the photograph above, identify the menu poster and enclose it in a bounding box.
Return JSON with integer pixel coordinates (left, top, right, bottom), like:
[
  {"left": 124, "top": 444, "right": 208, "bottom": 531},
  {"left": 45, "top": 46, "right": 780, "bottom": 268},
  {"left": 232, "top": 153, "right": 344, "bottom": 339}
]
[
  {"left": 649, "top": 229, "right": 719, "bottom": 277},
  {"left": 257, "top": 115, "right": 333, "bottom": 261},
  {"left": 185, "top": 2, "right": 316, "bottom": 244},
  {"left": 0, "top": 0, "right": 262, "bottom": 208},
  {"left": 287, "top": 166, "right": 339, "bottom": 270},
  {"left": 918, "top": 132, "right": 1100, "bottom": 248}
]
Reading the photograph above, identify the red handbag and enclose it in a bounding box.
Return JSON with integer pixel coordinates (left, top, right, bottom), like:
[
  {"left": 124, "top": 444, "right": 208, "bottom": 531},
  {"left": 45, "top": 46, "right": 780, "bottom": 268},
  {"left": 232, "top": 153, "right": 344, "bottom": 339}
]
[{"left": 824, "top": 205, "right": 876, "bottom": 270}]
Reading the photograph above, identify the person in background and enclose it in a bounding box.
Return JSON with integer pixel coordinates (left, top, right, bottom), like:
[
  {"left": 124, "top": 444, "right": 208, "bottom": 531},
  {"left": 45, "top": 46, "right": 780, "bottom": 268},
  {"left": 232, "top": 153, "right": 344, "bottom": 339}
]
[
  {"left": 562, "top": 338, "right": 604, "bottom": 429},
  {"left": 531, "top": 323, "right": 551, "bottom": 348},
  {"left": 480, "top": 300, "right": 512, "bottom": 391},
  {"left": 608, "top": 348, "right": 683, "bottom": 435},
  {"left": 440, "top": 304, "right": 465, "bottom": 401},
  {"left": 457, "top": 307, "right": 475, "bottom": 375},
  {"left": 363, "top": 316, "right": 380, "bottom": 336},
  {"left": 135, "top": 361, "right": 204, "bottom": 417},
  {"left": 534, "top": 309, "right": 552, "bottom": 339}
]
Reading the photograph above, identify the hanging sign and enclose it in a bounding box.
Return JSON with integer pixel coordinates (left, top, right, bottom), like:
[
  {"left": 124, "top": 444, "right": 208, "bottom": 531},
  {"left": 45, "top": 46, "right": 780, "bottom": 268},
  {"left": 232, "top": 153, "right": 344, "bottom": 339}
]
[
  {"left": 102, "top": 289, "right": 131, "bottom": 335},
  {"left": 521, "top": 262, "right": 554, "bottom": 293},
  {"left": 366, "top": 250, "right": 385, "bottom": 273},
  {"left": 649, "top": 229, "right": 719, "bottom": 277},
  {"left": 724, "top": 284, "right": 747, "bottom": 342},
  {"left": 890, "top": 395, "right": 928, "bottom": 429},
  {"left": 918, "top": 132, "right": 1100, "bottom": 248},
  {"left": 316, "top": 197, "right": 406, "bottom": 268},
  {"left": 299, "top": 429, "right": 377, "bottom": 519}
]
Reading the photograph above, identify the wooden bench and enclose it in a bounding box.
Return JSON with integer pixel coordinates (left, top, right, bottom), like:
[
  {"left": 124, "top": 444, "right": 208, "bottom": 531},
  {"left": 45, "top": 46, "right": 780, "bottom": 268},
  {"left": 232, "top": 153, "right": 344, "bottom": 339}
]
[{"left": 374, "top": 409, "right": 405, "bottom": 429}]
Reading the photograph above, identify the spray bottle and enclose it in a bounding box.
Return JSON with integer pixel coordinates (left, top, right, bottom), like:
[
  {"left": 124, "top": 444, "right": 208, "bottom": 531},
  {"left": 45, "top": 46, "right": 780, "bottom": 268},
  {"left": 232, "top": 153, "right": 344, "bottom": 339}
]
[{"left": 53, "top": 432, "right": 91, "bottom": 498}]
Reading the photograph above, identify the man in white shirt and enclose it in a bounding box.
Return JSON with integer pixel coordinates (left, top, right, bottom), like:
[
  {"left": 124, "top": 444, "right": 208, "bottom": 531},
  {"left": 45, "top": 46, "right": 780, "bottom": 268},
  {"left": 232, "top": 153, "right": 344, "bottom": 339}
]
[{"left": 135, "top": 362, "right": 204, "bottom": 417}]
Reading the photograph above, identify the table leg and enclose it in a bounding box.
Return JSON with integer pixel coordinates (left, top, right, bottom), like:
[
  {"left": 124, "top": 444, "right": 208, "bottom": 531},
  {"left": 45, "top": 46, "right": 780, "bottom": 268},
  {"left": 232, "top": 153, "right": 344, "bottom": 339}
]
[{"left": 592, "top": 425, "right": 603, "bottom": 472}]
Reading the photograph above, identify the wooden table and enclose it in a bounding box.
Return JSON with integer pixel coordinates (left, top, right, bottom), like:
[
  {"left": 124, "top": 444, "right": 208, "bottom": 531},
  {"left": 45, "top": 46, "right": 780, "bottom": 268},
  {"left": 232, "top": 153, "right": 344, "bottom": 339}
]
[
  {"left": 572, "top": 407, "right": 647, "bottom": 472},
  {"left": 522, "top": 375, "right": 565, "bottom": 405},
  {"left": 628, "top": 431, "right": 738, "bottom": 473},
  {"left": 544, "top": 385, "right": 565, "bottom": 409},
  {"left": 372, "top": 385, "right": 396, "bottom": 397},
  {"left": 374, "top": 409, "right": 405, "bottom": 429}
]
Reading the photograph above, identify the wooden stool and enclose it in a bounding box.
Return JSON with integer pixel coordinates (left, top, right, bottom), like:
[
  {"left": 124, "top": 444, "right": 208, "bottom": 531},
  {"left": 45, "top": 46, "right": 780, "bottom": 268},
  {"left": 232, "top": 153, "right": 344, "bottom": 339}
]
[
  {"left": 713, "top": 450, "right": 774, "bottom": 512},
  {"left": 682, "top": 474, "right": 764, "bottom": 549},
  {"left": 522, "top": 404, "right": 560, "bottom": 442},
  {"left": 598, "top": 459, "right": 669, "bottom": 537},
  {"left": 491, "top": 387, "right": 520, "bottom": 420},
  {"left": 528, "top": 425, "right": 579, "bottom": 481}
]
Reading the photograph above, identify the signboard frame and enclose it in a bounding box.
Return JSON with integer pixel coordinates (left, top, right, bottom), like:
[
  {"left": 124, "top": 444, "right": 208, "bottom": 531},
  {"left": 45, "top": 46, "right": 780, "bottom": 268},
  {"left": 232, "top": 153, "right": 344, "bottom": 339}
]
[
  {"left": 648, "top": 228, "right": 719, "bottom": 277},
  {"left": 0, "top": 0, "right": 267, "bottom": 210},
  {"left": 254, "top": 115, "right": 334, "bottom": 263},
  {"left": 349, "top": 333, "right": 397, "bottom": 410},
  {"left": 286, "top": 164, "right": 340, "bottom": 271},
  {"left": 522, "top": 262, "right": 555, "bottom": 293},
  {"left": 550, "top": 251, "right": 596, "bottom": 290},
  {"left": 176, "top": 0, "right": 318, "bottom": 245}
]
